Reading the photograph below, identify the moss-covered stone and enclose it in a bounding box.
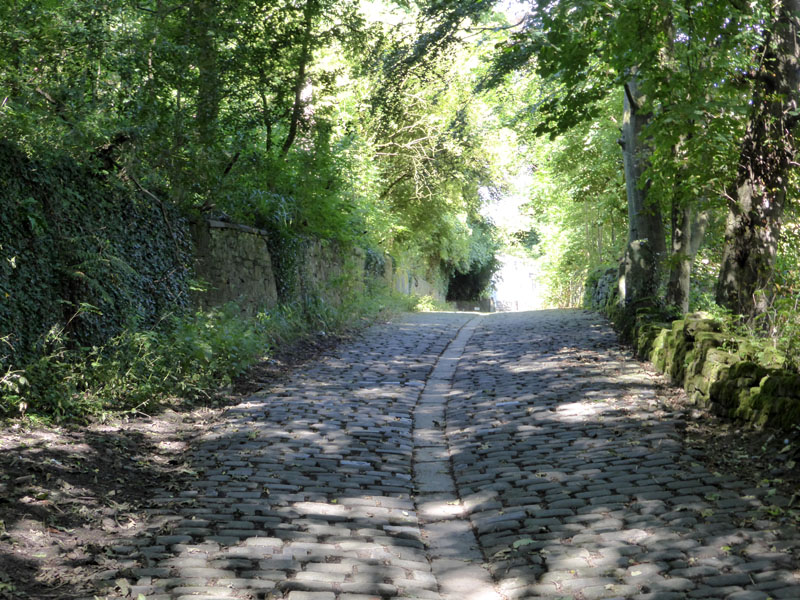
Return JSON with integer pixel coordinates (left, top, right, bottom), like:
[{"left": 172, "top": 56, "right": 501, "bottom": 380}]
[
  {"left": 660, "top": 320, "right": 692, "bottom": 385},
  {"left": 735, "top": 386, "right": 800, "bottom": 429},
  {"left": 694, "top": 349, "right": 740, "bottom": 405},
  {"left": 757, "top": 372, "right": 800, "bottom": 399},
  {"left": 709, "top": 361, "right": 770, "bottom": 417},
  {"left": 685, "top": 332, "right": 728, "bottom": 395},
  {"left": 757, "top": 346, "right": 787, "bottom": 369},
  {"left": 728, "top": 360, "right": 771, "bottom": 382},
  {"left": 597, "top": 298, "right": 799, "bottom": 430},
  {"left": 635, "top": 322, "right": 670, "bottom": 359},
  {"left": 759, "top": 396, "right": 800, "bottom": 429},
  {"left": 686, "top": 333, "right": 726, "bottom": 373},
  {"left": 683, "top": 314, "right": 722, "bottom": 337},
  {"left": 650, "top": 327, "right": 671, "bottom": 372}
]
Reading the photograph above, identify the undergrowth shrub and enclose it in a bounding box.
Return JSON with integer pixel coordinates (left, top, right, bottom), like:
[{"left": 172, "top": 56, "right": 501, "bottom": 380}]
[
  {"left": 0, "top": 139, "right": 191, "bottom": 370},
  {"left": 1, "top": 305, "right": 271, "bottom": 419},
  {"left": 0, "top": 281, "right": 425, "bottom": 422},
  {"left": 411, "top": 295, "right": 452, "bottom": 312}
]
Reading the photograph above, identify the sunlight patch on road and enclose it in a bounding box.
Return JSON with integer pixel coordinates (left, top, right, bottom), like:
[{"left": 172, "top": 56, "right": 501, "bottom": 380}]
[{"left": 556, "top": 400, "right": 605, "bottom": 421}]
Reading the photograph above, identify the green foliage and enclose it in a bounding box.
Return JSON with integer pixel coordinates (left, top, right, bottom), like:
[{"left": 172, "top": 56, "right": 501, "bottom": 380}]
[
  {"left": 518, "top": 96, "right": 627, "bottom": 307},
  {"left": 362, "top": 11, "right": 511, "bottom": 279},
  {"left": 407, "top": 294, "right": 453, "bottom": 312},
  {"left": 0, "top": 139, "right": 191, "bottom": 370},
  {"left": 482, "top": 0, "right": 772, "bottom": 314},
  {"left": 0, "top": 258, "right": 442, "bottom": 421},
  {"left": 446, "top": 217, "right": 502, "bottom": 300},
  {"left": 2, "top": 0, "right": 508, "bottom": 302},
  {"left": 0, "top": 0, "right": 522, "bottom": 422},
  {"left": 684, "top": 212, "right": 800, "bottom": 373},
  {"left": 1, "top": 304, "right": 268, "bottom": 419}
]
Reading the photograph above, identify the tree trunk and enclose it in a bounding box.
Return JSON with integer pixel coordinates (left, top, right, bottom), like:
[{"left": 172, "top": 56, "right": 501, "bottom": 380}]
[
  {"left": 191, "top": 0, "right": 220, "bottom": 148},
  {"left": 281, "top": 0, "right": 316, "bottom": 157},
  {"left": 716, "top": 0, "right": 800, "bottom": 319},
  {"left": 666, "top": 204, "right": 709, "bottom": 313},
  {"left": 618, "top": 78, "right": 667, "bottom": 307}
]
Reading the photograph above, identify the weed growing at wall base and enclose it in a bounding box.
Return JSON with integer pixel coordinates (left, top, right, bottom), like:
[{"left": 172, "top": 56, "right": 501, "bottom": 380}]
[
  {"left": 0, "top": 305, "right": 271, "bottom": 420},
  {"left": 0, "top": 286, "right": 428, "bottom": 422}
]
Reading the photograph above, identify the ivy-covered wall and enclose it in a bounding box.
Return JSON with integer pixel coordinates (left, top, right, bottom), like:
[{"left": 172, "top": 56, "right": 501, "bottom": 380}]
[
  {"left": 0, "top": 141, "right": 191, "bottom": 369},
  {"left": 0, "top": 137, "right": 448, "bottom": 379}
]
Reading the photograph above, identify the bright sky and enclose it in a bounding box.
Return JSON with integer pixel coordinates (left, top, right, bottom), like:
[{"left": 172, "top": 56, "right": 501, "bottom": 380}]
[{"left": 480, "top": 168, "right": 534, "bottom": 233}]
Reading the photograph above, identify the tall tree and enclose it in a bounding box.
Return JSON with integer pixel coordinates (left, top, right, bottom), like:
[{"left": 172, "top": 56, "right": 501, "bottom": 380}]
[
  {"left": 716, "top": 0, "right": 800, "bottom": 319},
  {"left": 484, "top": 1, "right": 674, "bottom": 307},
  {"left": 190, "top": 0, "right": 221, "bottom": 148},
  {"left": 618, "top": 77, "right": 667, "bottom": 306},
  {"left": 485, "top": 0, "right": 776, "bottom": 314}
]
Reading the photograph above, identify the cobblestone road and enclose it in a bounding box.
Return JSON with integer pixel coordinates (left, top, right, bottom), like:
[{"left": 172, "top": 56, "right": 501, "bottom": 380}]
[{"left": 100, "top": 310, "right": 800, "bottom": 600}]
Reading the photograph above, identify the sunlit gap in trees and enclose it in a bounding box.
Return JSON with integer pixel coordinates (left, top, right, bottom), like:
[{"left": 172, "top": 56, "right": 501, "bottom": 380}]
[
  {"left": 493, "top": 253, "right": 544, "bottom": 311},
  {"left": 480, "top": 176, "right": 544, "bottom": 312}
]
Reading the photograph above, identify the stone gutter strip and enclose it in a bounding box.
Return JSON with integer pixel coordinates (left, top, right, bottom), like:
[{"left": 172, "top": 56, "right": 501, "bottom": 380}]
[{"left": 412, "top": 314, "right": 505, "bottom": 600}]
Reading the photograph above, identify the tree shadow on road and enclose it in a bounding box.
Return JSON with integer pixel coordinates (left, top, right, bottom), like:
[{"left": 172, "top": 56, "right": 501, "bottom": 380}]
[{"left": 74, "top": 309, "right": 800, "bottom": 600}]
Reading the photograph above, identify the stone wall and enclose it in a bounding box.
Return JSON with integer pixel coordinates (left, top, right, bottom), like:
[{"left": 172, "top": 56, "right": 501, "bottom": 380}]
[
  {"left": 386, "top": 262, "right": 446, "bottom": 302},
  {"left": 454, "top": 299, "right": 494, "bottom": 312},
  {"left": 585, "top": 271, "right": 800, "bottom": 431},
  {"left": 295, "top": 238, "right": 366, "bottom": 305},
  {"left": 633, "top": 315, "right": 800, "bottom": 430},
  {"left": 191, "top": 219, "right": 447, "bottom": 313},
  {"left": 190, "top": 219, "right": 278, "bottom": 314},
  {"left": 584, "top": 266, "right": 619, "bottom": 310}
]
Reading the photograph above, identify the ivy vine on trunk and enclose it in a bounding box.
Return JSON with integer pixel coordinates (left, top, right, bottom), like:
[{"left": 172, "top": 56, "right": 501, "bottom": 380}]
[{"left": 716, "top": 0, "right": 800, "bottom": 320}]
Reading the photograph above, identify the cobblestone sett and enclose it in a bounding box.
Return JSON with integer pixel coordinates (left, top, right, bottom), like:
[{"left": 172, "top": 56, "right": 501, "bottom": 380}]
[
  {"left": 286, "top": 592, "right": 336, "bottom": 600},
  {"left": 170, "top": 593, "right": 235, "bottom": 600},
  {"left": 394, "top": 589, "right": 440, "bottom": 599},
  {"left": 582, "top": 583, "right": 641, "bottom": 599},
  {"left": 93, "top": 311, "right": 800, "bottom": 600},
  {"left": 725, "top": 592, "right": 771, "bottom": 600}
]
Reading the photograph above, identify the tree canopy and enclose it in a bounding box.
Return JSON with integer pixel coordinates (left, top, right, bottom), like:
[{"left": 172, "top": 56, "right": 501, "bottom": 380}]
[
  {"left": 483, "top": 0, "right": 800, "bottom": 327},
  {"left": 3, "top": 0, "right": 800, "bottom": 370}
]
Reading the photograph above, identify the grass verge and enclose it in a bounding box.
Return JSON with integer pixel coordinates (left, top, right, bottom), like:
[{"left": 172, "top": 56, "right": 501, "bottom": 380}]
[{"left": 1, "top": 284, "right": 436, "bottom": 423}]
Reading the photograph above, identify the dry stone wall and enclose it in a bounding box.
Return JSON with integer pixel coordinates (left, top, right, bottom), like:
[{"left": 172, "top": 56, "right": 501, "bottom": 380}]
[
  {"left": 583, "top": 269, "right": 800, "bottom": 431},
  {"left": 295, "top": 239, "right": 366, "bottom": 305},
  {"left": 633, "top": 314, "right": 800, "bottom": 430},
  {"left": 190, "top": 219, "right": 278, "bottom": 314},
  {"left": 191, "top": 219, "right": 446, "bottom": 313},
  {"left": 386, "top": 262, "right": 446, "bottom": 302}
]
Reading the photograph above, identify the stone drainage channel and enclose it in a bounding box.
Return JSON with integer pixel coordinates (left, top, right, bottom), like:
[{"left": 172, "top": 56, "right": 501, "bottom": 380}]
[{"left": 411, "top": 315, "right": 502, "bottom": 600}]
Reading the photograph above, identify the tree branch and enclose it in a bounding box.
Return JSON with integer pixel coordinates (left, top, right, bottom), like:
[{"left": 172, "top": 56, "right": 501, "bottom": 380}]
[
  {"left": 127, "top": 171, "right": 182, "bottom": 261},
  {"left": 35, "top": 87, "right": 74, "bottom": 126},
  {"left": 379, "top": 171, "right": 412, "bottom": 200}
]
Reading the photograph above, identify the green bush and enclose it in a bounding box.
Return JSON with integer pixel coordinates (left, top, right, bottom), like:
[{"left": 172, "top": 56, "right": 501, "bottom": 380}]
[
  {"left": 0, "top": 277, "right": 427, "bottom": 422},
  {"left": 1, "top": 305, "right": 271, "bottom": 419}
]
